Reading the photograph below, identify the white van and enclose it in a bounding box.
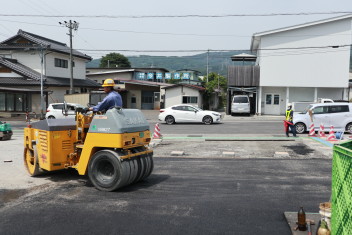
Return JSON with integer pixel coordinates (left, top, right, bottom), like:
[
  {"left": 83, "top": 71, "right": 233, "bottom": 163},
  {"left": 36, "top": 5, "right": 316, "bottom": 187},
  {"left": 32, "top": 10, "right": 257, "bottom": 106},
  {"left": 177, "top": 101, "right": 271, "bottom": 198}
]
[
  {"left": 231, "top": 95, "right": 250, "bottom": 115},
  {"left": 293, "top": 103, "right": 352, "bottom": 134}
]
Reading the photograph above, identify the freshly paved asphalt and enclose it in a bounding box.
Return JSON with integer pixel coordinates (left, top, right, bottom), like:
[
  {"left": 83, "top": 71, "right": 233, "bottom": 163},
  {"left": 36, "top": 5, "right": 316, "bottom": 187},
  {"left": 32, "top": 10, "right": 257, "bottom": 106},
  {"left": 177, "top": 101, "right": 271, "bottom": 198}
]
[
  {"left": 0, "top": 158, "right": 331, "bottom": 235},
  {"left": 0, "top": 112, "right": 332, "bottom": 234}
]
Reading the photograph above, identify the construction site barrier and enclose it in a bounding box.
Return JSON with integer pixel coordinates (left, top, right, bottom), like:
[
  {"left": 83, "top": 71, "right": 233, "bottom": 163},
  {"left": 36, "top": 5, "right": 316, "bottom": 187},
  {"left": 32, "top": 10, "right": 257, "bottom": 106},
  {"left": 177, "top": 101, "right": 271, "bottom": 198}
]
[{"left": 332, "top": 141, "right": 352, "bottom": 234}]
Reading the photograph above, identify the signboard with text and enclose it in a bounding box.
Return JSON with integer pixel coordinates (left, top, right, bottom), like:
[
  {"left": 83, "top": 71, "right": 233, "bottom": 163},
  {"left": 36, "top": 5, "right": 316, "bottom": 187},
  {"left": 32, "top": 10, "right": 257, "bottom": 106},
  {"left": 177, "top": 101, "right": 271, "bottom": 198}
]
[
  {"left": 147, "top": 73, "right": 154, "bottom": 79},
  {"left": 136, "top": 72, "right": 194, "bottom": 80},
  {"left": 182, "top": 73, "right": 190, "bottom": 80},
  {"left": 165, "top": 73, "right": 171, "bottom": 79},
  {"left": 156, "top": 73, "right": 163, "bottom": 80},
  {"left": 174, "top": 73, "right": 180, "bottom": 79}
]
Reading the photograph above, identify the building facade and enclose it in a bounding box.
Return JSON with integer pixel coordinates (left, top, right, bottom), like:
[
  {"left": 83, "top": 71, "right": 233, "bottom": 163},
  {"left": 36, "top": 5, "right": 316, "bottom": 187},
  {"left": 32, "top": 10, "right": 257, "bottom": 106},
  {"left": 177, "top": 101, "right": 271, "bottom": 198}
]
[
  {"left": 228, "top": 15, "right": 352, "bottom": 116},
  {"left": 0, "top": 30, "right": 99, "bottom": 116},
  {"left": 251, "top": 14, "right": 352, "bottom": 115}
]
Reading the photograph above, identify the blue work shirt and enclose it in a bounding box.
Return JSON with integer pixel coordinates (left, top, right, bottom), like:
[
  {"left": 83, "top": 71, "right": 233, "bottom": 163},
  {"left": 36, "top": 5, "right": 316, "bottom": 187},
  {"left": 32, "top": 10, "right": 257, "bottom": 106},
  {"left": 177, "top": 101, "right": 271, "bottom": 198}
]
[{"left": 92, "top": 91, "right": 122, "bottom": 112}]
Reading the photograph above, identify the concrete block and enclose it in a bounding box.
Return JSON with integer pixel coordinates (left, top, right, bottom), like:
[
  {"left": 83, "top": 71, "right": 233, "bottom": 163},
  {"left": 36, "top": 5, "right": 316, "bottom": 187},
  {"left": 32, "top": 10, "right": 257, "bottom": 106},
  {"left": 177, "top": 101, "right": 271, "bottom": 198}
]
[
  {"left": 274, "top": 151, "right": 289, "bottom": 157},
  {"left": 171, "top": 151, "right": 185, "bottom": 156},
  {"left": 222, "top": 151, "right": 235, "bottom": 156}
]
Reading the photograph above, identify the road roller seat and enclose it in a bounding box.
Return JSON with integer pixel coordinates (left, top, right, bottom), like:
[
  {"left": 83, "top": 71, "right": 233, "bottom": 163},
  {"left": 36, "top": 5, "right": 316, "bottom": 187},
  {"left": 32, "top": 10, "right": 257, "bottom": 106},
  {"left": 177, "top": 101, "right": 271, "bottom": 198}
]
[{"left": 30, "top": 118, "right": 77, "bottom": 131}]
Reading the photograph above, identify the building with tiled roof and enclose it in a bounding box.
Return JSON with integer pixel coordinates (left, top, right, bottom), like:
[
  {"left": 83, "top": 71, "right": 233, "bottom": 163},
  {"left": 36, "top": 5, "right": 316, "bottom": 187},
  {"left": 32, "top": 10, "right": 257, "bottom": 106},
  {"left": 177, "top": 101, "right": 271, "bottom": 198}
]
[{"left": 0, "top": 30, "right": 99, "bottom": 117}]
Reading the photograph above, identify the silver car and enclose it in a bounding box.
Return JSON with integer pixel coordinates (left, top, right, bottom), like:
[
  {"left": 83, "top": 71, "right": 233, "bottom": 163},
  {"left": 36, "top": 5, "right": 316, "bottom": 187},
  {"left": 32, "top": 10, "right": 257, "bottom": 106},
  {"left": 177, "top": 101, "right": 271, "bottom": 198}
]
[
  {"left": 231, "top": 95, "right": 250, "bottom": 115},
  {"left": 293, "top": 103, "right": 352, "bottom": 134}
]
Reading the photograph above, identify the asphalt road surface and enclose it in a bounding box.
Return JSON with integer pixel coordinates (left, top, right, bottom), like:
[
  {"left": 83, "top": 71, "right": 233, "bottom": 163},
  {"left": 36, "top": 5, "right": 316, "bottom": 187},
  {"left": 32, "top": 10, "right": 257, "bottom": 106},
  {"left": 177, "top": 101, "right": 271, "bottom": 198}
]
[
  {"left": 151, "top": 121, "right": 283, "bottom": 135},
  {"left": 6, "top": 113, "right": 284, "bottom": 136},
  {"left": 0, "top": 157, "right": 331, "bottom": 235}
]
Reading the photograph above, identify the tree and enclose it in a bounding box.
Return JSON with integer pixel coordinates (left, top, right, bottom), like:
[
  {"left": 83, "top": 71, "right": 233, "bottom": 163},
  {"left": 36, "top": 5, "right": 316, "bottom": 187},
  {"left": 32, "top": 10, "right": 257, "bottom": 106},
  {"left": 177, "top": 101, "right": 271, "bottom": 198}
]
[
  {"left": 202, "top": 73, "right": 228, "bottom": 110},
  {"left": 100, "top": 53, "right": 131, "bottom": 68},
  {"left": 204, "top": 73, "right": 227, "bottom": 93}
]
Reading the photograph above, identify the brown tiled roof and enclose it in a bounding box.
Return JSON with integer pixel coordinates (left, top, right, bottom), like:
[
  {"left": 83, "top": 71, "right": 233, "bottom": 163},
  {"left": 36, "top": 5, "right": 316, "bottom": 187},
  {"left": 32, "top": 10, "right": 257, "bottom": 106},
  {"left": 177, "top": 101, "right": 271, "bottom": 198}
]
[{"left": 0, "top": 30, "right": 91, "bottom": 61}]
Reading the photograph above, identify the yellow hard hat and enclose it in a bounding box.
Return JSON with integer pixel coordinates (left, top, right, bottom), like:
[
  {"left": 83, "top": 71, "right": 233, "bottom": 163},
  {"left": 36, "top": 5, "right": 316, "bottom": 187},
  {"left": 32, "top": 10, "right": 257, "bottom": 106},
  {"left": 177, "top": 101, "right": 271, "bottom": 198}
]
[{"left": 102, "top": 79, "right": 115, "bottom": 87}]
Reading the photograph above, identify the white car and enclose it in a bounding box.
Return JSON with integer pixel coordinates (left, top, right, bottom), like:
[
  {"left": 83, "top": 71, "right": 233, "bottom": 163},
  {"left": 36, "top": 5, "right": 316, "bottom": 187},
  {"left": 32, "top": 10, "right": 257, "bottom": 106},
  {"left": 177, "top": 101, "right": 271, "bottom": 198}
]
[
  {"left": 158, "top": 104, "right": 222, "bottom": 125},
  {"left": 45, "top": 103, "right": 85, "bottom": 119},
  {"left": 293, "top": 103, "right": 352, "bottom": 134}
]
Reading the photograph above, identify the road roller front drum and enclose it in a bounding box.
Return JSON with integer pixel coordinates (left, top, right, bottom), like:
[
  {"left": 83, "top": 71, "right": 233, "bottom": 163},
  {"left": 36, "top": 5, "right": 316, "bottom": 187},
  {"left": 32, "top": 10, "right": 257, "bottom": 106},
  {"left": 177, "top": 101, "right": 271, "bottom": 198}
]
[{"left": 88, "top": 148, "right": 154, "bottom": 192}]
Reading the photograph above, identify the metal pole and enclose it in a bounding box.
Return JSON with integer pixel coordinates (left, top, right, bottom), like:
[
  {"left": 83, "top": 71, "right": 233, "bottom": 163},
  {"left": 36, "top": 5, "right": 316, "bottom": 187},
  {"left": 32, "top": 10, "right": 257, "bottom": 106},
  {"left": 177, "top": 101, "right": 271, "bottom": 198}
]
[
  {"left": 69, "top": 20, "right": 74, "bottom": 94},
  {"left": 59, "top": 20, "right": 79, "bottom": 95},
  {"left": 40, "top": 46, "right": 44, "bottom": 119},
  {"left": 206, "top": 49, "right": 209, "bottom": 83}
]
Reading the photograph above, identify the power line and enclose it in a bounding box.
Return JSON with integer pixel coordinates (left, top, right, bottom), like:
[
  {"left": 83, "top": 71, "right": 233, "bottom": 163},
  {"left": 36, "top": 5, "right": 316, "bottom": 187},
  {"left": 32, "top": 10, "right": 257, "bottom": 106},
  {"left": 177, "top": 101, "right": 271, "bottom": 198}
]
[
  {"left": 0, "top": 11, "right": 351, "bottom": 18},
  {"left": 74, "top": 44, "right": 352, "bottom": 53},
  {"left": 0, "top": 18, "right": 350, "bottom": 38}
]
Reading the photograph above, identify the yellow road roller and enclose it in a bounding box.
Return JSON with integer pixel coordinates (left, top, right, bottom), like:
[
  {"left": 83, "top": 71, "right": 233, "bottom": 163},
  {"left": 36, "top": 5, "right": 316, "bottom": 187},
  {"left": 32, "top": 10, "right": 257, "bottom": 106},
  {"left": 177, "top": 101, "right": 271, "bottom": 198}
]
[{"left": 23, "top": 106, "right": 153, "bottom": 191}]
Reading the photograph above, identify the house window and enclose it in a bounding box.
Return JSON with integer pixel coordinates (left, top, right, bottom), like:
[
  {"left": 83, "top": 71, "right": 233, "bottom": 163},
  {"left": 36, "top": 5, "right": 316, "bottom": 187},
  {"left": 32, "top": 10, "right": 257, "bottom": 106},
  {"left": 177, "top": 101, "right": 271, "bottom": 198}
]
[
  {"left": 182, "top": 96, "right": 198, "bottom": 104},
  {"left": 0, "top": 93, "right": 5, "bottom": 111},
  {"left": 0, "top": 92, "right": 28, "bottom": 112},
  {"left": 6, "top": 94, "right": 14, "bottom": 111},
  {"left": 55, "top": 58, "right": 68, "bottom": 68}
]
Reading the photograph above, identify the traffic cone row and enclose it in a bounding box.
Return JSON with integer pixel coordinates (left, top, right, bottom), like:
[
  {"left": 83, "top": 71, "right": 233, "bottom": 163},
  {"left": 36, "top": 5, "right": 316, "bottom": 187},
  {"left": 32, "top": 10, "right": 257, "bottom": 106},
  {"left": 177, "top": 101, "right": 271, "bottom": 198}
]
[
  {"left": 153, "top": 123, "right": 162, "bottom": 139},
  {"left": 310, "top": 123, "right": 339, "bottom": 141}
]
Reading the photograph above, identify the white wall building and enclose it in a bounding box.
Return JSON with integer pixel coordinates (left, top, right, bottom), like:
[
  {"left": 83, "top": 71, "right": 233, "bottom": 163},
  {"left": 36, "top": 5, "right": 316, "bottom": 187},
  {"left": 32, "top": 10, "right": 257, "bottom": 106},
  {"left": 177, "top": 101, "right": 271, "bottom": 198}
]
[
  {"left": 163, "top": 84, "right": 205, "bottom": 108},
  {"left": 251, "top": 14, "right": 352, "bottom": 115}
]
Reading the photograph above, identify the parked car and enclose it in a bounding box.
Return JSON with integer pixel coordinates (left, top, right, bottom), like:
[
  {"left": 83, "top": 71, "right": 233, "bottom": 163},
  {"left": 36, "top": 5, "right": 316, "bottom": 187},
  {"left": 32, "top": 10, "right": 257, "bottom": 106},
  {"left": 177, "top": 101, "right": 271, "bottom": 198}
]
[
  {"left": 293, "top": 103, "right": 352, "bottom": 134},
  {"left": 231, "top": 95, "right": 250, "bottom": 115},
  {"left": 45, "top": 103, "right": 85, "bottom": 119},
  {"left": 158, "top": 104, "right": 223, "bottom": 125}
]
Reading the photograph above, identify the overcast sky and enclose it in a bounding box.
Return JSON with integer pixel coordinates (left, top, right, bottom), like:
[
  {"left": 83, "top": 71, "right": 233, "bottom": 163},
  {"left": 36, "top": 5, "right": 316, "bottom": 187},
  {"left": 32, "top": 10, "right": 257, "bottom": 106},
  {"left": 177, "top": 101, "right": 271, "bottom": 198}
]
[{"left": 1, "top": 0, "right": 351, "bottom": 58}]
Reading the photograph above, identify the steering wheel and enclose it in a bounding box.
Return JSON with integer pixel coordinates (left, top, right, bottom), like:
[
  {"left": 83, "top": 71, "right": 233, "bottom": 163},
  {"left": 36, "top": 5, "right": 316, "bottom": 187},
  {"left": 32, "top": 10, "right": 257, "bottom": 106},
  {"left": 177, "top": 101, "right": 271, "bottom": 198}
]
[{"left": 87, "top": 103, "right": 96, "bottom": 108}]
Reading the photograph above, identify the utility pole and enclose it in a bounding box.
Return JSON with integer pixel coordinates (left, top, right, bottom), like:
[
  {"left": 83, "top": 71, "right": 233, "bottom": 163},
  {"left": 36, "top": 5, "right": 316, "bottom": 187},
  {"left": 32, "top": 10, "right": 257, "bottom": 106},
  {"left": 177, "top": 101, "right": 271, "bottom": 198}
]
[
  {"left": 206, "top": 49, "right": 209, "bottom": 83},
  {"left": 59, "top": 20, "right": 79, "bottom": 94},
  {"left": 39, "top": 46, "right": 45, "bottom": 119}
]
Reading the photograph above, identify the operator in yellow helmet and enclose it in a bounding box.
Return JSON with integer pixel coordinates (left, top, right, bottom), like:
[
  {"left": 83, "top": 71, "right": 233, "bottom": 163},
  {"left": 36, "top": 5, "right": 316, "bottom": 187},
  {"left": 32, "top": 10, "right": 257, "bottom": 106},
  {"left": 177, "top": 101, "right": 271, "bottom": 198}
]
[{"left": 89, "top": 79, "right": 122, "bottom": 112}]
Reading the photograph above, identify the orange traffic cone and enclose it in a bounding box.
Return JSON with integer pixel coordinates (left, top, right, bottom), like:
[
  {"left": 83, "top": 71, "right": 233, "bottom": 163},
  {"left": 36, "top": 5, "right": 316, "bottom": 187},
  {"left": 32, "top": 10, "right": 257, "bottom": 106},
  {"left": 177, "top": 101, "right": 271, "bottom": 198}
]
[
  {"left": 153, "top": 123, "right": 162, "bottom": 139},
  {"left": 308, "top": 123, "right": 316, "bottom": 137},
  {"left": 319, "top": 123, "right": 326, "bottom": 138},
  {"left": 327, "top": 126, "right": 337, "bottom": 141}
]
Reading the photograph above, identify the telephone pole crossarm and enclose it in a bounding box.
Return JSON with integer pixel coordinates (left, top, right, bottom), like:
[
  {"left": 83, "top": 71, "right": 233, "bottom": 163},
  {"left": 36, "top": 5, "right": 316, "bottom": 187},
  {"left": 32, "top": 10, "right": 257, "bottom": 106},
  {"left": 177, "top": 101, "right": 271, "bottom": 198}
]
[{"left": 59, "top": 20, "right": 79, "bottom": 94}]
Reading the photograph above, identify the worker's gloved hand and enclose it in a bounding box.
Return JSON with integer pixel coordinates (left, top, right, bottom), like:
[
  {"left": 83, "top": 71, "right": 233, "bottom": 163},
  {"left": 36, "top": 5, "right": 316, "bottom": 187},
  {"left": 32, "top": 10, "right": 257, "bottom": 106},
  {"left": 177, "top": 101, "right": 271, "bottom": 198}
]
[{"left": 82, "top": 107, "right": 90, "bottom": 114}]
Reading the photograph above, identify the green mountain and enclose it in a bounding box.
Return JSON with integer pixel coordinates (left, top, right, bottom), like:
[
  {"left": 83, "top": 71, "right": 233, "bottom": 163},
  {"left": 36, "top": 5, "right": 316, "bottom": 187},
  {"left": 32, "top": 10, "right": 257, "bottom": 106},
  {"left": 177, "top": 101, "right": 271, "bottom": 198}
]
[{"left": 87, "top": 51, "right": 254, "bottom": 76}]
